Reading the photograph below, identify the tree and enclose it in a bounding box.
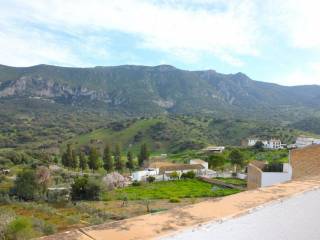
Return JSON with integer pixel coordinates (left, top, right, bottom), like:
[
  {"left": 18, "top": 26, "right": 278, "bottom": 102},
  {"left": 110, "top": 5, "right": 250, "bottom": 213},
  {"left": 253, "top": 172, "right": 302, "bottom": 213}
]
[
  {"left": 103, "top": 144, "right": 114, "bottom": 172},
  {"left": 13, "top": 169, "right": 41, "bottom": 200},
  {"left": 138, "top": 143, "right": 149, "bottom": 167},
  {"left": 71, "top": 176, "right": 101, "bottom": 200},
  {"left": 79, "top": 152, "right": 87, "bottom": 171},
  {"left": 229, "top": 149, "right": 245, "bottom": 173},
  {"left": 88, "top": 147, "right": 100, "bottom": 172},
  {"left": 253, "top": 141, "right": 264, "bottom": 151},
  {"left": 207, "top": 154, "right": 225, "bottom": 170},
  {"left": 70, "top": 149, "right": 78, "bottom": 169},
  {"left": 126, "top": 151, "right": 134, "bottom": 170},
  {"left": 114, "top": 144, "right": 124, "bottom": 171},
  {"left": 169, "top": 171, "right": 179, "bottom": 180},
  {"left": 61, "top": 144, "right": 74, "bottom": 168},
  {"left": 36, "top": 166, "right": 51, "bottom": 197},
  {"left": 180, "top": 171, "right": 196, "bottom": 179}
]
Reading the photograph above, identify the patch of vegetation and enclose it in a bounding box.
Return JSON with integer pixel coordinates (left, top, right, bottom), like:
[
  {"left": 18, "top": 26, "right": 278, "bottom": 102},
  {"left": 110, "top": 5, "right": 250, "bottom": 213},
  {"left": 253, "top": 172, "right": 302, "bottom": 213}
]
[
  {"left": 215, "top": 178, "right": 247, "bottom": 187},
  {"left": 113, "top": 179, "right": 241, "bottom": 200}
]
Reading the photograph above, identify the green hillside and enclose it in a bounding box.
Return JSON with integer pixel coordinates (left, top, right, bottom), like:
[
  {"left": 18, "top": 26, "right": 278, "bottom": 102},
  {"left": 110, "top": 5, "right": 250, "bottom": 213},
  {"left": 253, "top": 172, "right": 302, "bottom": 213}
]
[{"left": 64, "top": 116, "right": 305, "bottom": 154}]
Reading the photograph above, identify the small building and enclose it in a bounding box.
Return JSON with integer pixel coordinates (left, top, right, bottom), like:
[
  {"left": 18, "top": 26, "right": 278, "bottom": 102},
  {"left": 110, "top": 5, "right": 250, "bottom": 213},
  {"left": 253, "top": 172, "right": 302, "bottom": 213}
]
[
  {"left": 159, "top": 164, "right": 205, "bottom": 180},
  {"left": 294, "top": 136, "right": 320, "bottom": 148},
  {"left": 131, "top": 168, "right": 159, "bottom": 182},
  {"left": 247, "top": 161, "right": 292, "bottom": 190},
  {"left": 189, "top": 159, "right": 208, "bottom": 170},
  {"left": 202, "top": 146, "right": 225, "bottom": 153},
  {"left": 246, "top": 138, "right": 282, "bottom": 149}
]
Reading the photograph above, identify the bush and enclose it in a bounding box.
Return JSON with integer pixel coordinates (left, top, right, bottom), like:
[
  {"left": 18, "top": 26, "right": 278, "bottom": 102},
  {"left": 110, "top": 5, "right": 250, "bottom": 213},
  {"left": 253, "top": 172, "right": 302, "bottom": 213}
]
[
  {"left": 5, "top": 217, "right": 37, "bottom": 240},
  {"left": 32, "top": 218, "right": 56, "bottom": 235},
  {"left": 146, "top": 176, "right": 155, "bottom": 183},
  {"left": 180, "top": 171, "right": 196, "bottom": 179},
  {"left": 71, "top": 176, "right": 101, "bottom": 200},
  {"left": 47, "top": 188, "right": 70, "bottom": 204},
  {"left": 169, "top": 197, "right": 180, "bottom": 203},
  {"left": 12, "top": 169, "right": 41, "bottom": 201},
  {"left": 0, "top": 189, "right": 11, "bottom": 204},
  {"left": 132, "top": 180, "right": 141, "bottom": 186},
  {"left": 169, "top": 171, "right": 179, "bottom": 180},
  {"left": 0, "top": 209, "right": 16, "bottom": 239}
]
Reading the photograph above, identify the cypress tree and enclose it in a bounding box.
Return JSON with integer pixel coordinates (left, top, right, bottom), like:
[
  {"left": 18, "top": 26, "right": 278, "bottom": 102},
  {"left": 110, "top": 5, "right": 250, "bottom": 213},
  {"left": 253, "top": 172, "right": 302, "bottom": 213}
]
[
  {"left": 70, "top": 149, "right": 78, "bottom": 169},
  {"left": 103, "top": 144, "right": 114, "bottom": 172},
  {"left": 126, "top": 151, "right": 134, "bottom": 170},
  {"left": 138, "top": 143, "right": 149, "bottom": 167},
  {"left": 79, "top": 152, "right": 87, "bottom": 171},
  {"left": 62, "top": 144, "right": 73, "bottom": 168},
  {"left": 114, "top": 144, "right": 124, "bottom": 171},
  {"left": 88, "top": 147, "right": 100, "bottom": 172}
]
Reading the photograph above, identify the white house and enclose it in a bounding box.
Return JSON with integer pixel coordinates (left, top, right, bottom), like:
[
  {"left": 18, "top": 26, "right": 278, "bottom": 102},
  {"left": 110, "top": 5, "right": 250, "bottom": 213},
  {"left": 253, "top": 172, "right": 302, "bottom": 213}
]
[
  {"left": 189, "top": 159, "right": 208, "bottom": 170},
  {"left": 202, "top": 146, "right": 225, "bottom": 153},
  {"left": 247, "top": 138, "right": 282, "bottom": 149},
  {"left": 159, "top": 164, "right": 205, "bottom": 180},
  {"left": 295, "top": 136, "right": 320, "bottom": 148},
  {"left": 131, "top": 168, "right": 159, "bottom": 181}
]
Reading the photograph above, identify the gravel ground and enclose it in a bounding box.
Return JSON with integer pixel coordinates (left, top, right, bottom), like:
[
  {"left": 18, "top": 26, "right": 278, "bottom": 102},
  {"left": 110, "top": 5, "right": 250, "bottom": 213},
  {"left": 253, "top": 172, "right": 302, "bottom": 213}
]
[{"left": 162, "top": 188, "right": 320, "bottom": 240}]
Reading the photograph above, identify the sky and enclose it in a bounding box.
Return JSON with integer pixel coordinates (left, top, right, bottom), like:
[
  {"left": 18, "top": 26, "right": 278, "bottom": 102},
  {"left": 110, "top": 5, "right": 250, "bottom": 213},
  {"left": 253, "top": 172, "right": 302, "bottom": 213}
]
[{"left": 1, "top": 0, "right": 320, "bottom": 86}]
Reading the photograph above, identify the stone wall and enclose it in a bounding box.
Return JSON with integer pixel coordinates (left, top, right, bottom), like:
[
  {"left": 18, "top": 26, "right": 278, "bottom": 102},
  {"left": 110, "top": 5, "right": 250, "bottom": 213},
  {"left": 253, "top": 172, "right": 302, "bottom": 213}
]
[{"left": 290, "top": 145, "right": 320, "bottom": 179}]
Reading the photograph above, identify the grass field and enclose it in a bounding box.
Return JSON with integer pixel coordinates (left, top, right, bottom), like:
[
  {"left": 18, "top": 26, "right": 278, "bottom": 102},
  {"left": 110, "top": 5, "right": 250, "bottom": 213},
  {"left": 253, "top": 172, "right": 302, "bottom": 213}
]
[
  {"left": 215, "top": 178, "right": 247, "bottom": 187},
  {"left": 109, "top": 179, "right": 241, "bottom": 200}
]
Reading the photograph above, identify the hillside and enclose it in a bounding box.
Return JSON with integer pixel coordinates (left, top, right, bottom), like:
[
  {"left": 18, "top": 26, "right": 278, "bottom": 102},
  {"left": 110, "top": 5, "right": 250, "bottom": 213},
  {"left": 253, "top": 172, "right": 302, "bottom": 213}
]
[
  {"left": 1, "top": 64, "right": 320, "bottom": 120},
  {"left": 64, "top": 116, "right": 303, "bottom": 154}
]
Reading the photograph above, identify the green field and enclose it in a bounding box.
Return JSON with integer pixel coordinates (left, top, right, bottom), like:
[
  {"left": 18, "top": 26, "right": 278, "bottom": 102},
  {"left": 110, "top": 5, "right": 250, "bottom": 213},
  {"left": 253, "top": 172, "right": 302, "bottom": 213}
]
[
  {"left": 215, "top": 178, "right": 247, "bottom": 187},
  {"left": 109, "top": 179, "right": 241, "bottom": 200}
]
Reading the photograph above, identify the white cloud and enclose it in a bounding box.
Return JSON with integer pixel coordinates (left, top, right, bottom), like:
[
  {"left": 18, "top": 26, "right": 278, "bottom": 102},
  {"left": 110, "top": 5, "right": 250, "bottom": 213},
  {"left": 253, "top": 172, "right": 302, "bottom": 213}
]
[
  {"left": 274, "top": 62, "right": 320, "bottom": 86},
  {"left": 265, "top": 0, "right": 320, "bottom": 50},
  {"left": 0, "top": 0, "right": 261, "bottom": 66}
]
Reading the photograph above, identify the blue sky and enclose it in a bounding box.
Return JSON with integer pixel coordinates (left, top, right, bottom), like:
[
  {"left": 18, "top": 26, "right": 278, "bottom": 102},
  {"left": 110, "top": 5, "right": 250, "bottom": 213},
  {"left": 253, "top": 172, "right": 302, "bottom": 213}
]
[{"left": 1, "top": 0, "right": 320, "bottom": 86}]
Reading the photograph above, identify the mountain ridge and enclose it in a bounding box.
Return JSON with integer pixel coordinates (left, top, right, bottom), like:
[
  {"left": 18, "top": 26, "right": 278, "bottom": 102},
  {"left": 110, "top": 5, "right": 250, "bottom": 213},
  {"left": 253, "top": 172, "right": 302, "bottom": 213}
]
[{"left": 0, "top": 64, "right": 320, "bottom": 120}]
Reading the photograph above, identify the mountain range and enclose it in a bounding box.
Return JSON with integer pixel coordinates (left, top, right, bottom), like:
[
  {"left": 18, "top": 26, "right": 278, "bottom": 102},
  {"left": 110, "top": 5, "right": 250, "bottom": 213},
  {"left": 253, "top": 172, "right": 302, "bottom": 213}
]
[{"left": 1, "top": 64, "right": 320, "bottom": 121}]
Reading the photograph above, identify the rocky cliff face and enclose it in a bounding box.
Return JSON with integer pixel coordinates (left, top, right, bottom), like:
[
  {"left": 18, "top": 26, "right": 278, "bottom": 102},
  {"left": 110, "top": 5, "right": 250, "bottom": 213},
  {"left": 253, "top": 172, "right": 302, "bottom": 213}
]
[
  {"left": 0, "top": 64, "right": 320, "bottom": 119},
  {"left": 0, "top": 75, "right": 109, "bottom": 101}
]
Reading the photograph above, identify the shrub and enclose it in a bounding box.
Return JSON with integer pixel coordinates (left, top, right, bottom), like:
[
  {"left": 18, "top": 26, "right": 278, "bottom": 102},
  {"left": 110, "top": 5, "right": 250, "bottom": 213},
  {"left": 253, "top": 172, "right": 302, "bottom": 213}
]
[
  {"left": 12, "top": 169, "right": 41, "bottom": 201},
  {"left": 71, "top": 176, "right": 101, "bottom": 200},
  {"left": 47, "top": 188, "right": 70, "bottom": 204},
  {"left": 32, "top": 218, "right": 56, "bottom": 235},
  {"left": 169, "top": 197, "right": 180, "bottom": 203},
  {"left": 169, "top": 171, "right": 179, "bottom": 180},
  {"left": 0, "top": 209, "right": 16, "bottom": 239},
  {"left": 5, "top": 217, "right": 37, "bottom": 240},
  {"left": 180, "top": 171, "right": 196, "bottom": 179},
  {"left": 0, "top": 189, "right": 11, "bottom": 204},
  {"left": 146, "top": 176, "right": 155, "bottom": 183},
  {"left": 132, "top": 180, "right": 141, "bottom": 186}
]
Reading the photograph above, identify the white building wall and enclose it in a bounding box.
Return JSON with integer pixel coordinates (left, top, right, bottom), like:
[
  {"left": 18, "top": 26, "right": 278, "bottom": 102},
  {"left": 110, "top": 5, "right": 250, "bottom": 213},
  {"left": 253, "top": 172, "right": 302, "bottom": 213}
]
[
  {"left": 260, "top": 163, "right": 292, "bottom": 187},
  {"left": 132, "top": 169, "right": 159, "bottom": 181}
]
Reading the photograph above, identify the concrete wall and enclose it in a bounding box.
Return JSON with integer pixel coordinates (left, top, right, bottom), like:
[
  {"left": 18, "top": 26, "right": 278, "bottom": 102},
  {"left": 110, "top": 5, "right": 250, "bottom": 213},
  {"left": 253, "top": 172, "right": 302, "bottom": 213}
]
[
  {"left": 260, "top": 164, "right": 292, "bottom": 187},
  {"left": 290, "top": 145, "right": 320, "bottom": 179},
  {"left": 247, "top": 164, "right": 262, "bottom": 190},
  {"left": 248, "top": 163, "right": 292, "bottom": 189}
]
